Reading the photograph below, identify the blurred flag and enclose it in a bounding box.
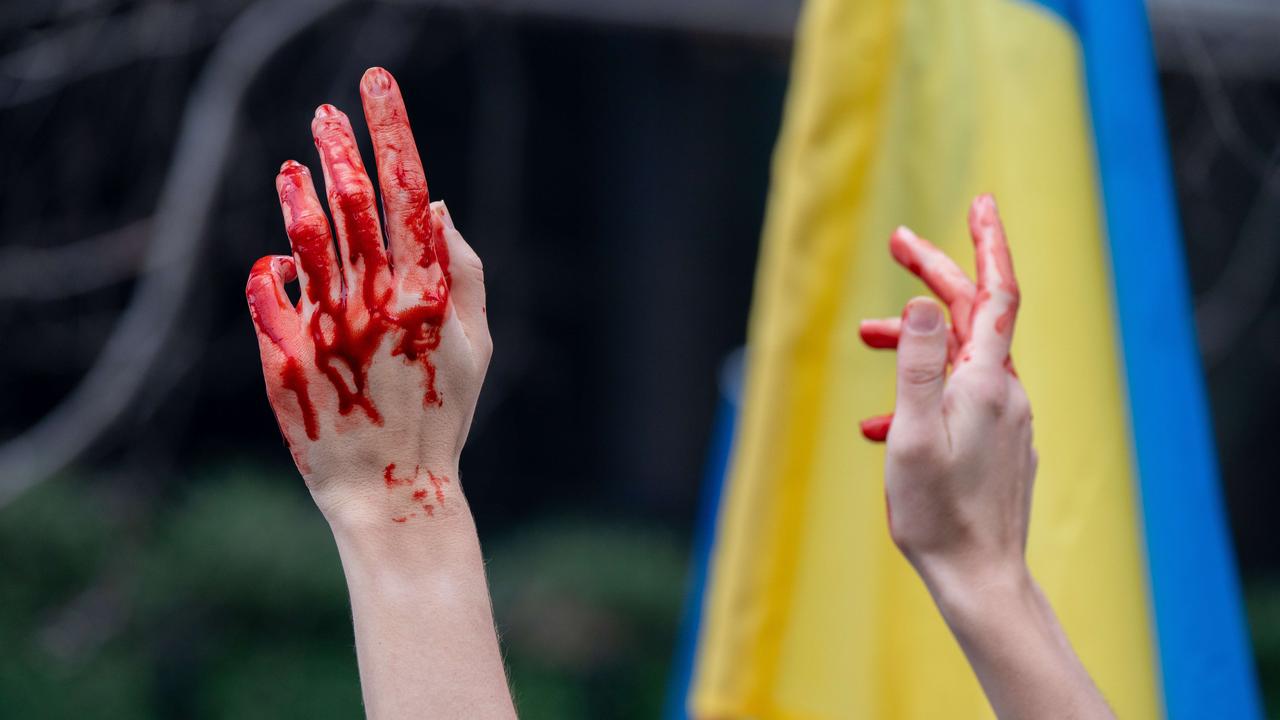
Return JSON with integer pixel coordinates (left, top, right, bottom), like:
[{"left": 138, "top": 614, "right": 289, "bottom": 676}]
[{"left": 669, "top": 0, "right": 1261, "bottom": 718}]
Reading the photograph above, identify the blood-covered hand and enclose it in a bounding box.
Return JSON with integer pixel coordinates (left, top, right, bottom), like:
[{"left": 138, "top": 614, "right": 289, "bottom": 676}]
[
  {"left": 246, "top": 67, "right": 491, "bottom": 526},
  {"left": 858, "top": 194, "right": 1033, "bottom": 583}
]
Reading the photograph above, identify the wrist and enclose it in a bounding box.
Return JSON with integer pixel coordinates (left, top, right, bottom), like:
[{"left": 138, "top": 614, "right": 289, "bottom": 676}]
[
  {"left": 328, "top": 496, "right": 482, "bottom": 581},
  {"left": 310, "top": 459, "right": 466, "bottom": 528},
  {"left": 914, "top": 554, "right": 1039, "bottom": 638}
]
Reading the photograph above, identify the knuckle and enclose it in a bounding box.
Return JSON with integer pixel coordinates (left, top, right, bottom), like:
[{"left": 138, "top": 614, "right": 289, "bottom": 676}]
[
  {"left": 245, "top": 274, "right": 269, "bottom": 300},
  {"left": 331, "top": 182, "right": 375, "bottom": 212},
  {"left": 967, "top": 380, "right": 1007, "bottom": 415},
  {"left": 1007, "top": 386, "right": 1032, "bottom": 424},
  {"left": 286, "top": 213, "right": 330, "bottom": 244},
  {"left": 387, "top": 166, "right": 428, "bottom": 203},
  {"left": 888, "top": 434, "right": 943, "bottom": 467},
  {"left": 1006, "top": 281, "right": 1022, "bottom": 307},
  {"left": 245, "top": 259, "right": 277, "bottom": 297},
  {"left": 899, "top": 363, "right": 944, "bottom": 387}
]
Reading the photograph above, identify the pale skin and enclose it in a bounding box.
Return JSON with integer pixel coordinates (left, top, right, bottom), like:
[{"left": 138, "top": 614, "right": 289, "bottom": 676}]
[
  {"left": 246, "top": 67, "right": 515, "bottom": 719},
  {"left": 859, "top": 195, "right": 1116, "bottom": 720},
  {"left": 245, "top": 70, "right": 1109, "bottom": 718}
]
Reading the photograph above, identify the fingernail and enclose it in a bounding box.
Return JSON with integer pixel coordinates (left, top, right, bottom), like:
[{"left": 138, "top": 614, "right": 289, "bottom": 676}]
[
  {"left": 906, "top": 300, "right": 941, "bottom": 332},
  {"left": 363, "top": 67, "right": 392, "bottom": 97},
  {"left": 314, "top": 103, "right": 339, "bottom": 119},
  {"left": 975, "top": 194, "right": 997, "bottom": 225}
]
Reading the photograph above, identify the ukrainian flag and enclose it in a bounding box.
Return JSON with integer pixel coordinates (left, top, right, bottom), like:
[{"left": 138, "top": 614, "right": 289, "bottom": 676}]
[{"left": 668, "top": 0, "right": 1262, "bottom": 718}]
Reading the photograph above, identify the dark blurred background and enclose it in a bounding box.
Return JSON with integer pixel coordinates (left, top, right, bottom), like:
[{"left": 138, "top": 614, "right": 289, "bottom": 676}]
[{"left": 0, "top": 0, "right": 1277, "bottom": 717}]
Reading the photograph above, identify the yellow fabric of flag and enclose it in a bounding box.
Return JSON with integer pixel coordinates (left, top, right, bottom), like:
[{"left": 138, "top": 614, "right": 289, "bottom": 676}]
[{"left": 690, "top": 1, "right": 1161, "bottom": 717}]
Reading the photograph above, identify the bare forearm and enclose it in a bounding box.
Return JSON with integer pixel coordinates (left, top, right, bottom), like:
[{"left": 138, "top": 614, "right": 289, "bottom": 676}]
[
  {"left": 923, "top": 563, "right": 1113, "bottom": 720},
  {"left": 330, "top": 497, "right": 515, "bottom": 720}
]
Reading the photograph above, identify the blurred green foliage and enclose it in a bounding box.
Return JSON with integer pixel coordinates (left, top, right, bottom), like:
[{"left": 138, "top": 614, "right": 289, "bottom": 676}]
[
  {"left": 3, "top": 466, "right": 1278, "bottom": 718},
  {"left": 1248, "top": 581, "right": 1280, "bottom": 718},
  {"left": 0, "top": 466, "right": 685, "bottom": 718}
]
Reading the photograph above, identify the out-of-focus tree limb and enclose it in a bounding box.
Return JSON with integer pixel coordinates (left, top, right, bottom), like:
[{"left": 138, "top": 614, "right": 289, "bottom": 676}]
[
  {"left": 1151, "top": 0, "right": 1280, "bottom": 80},
  {"left": 0, "top": 0, "right": 346, "bottom": 507},
  {"left": 1, "top": 2, "right": 225, "bottom": 108},
  {"left": 0, "top": 219, "right": 150, "bottom": 300},
  {"left": 1194, "top": 153, "right": 1280, "bottom": 370}
]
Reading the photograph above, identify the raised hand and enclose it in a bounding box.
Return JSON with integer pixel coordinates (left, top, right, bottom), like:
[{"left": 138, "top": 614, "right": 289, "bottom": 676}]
[
  {"left": 245, "top": 69, "right": 514, "bottom": 719},
  {"left": 860, "top": 195, "right": 1113, "bottom": 719},
  {"left": 858, "top": 193, "right": 1031, "bottom": 569},
  {"left": 246, "top": 67, "right": 491, "bottom": 525}
]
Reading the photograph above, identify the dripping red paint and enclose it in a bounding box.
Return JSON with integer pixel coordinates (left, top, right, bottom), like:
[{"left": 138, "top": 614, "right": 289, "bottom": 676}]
[{"left": 275, "top": 161, "right": 453, "bottom": 431}]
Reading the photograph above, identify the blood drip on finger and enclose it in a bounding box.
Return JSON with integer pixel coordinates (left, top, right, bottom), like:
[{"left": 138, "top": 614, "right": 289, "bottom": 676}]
[{"left": 275, "top": 165, "right": 453, "bottom": 437}]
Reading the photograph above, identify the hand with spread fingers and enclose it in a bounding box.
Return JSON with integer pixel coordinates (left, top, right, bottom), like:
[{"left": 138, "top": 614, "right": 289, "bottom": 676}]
[
  {"left": 859, "top": 193, "right": 1032, "bottom": 578},
  {"left": 860, "top": 195, "right": 1114, "bottom": 720},
  {"left": 246, "top": 68, "right": 491, "bottom": 526},
  {"left": 245, "top": 68, "right": 514, "bottom": 720}
]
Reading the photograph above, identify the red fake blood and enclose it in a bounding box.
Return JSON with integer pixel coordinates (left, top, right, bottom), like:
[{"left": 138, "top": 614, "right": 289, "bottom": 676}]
[
  {"left": 384, "top": 462, "right": 419, "bottom": 487},
  {"left": 427, "top": 471, "right": 450, "bottom": 504},
  {"left": 383, "top": 464, "right": 448, "bottom": 521},
  {"left": 247, "top": 257, "right": 321, "bottom": 442},
  {"left": 281, "top": 357, "right": 319, "bottom": 441},
  {"left": 859, "top": 322, "right": 898, "bottom": 349},
  {"left": 860, "top": 414, "right": 892, "bottom": 442},
  {"left": 277, "top": 162, "right": 452, "bottom": 427}
]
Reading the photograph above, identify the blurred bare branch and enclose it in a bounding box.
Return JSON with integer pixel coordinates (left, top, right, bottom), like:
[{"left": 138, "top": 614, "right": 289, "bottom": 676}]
[
  {"left": 1150, "top": 0, "right": 1280, "bottom": 80},
  {"left": 1161, "top": 5, "right": 1280, "bottom": 369},
  {"left": 1, "top": 2, "right": 222, "bottom": 108},
  {"left": 1168, "top": 8, "right": 1272, "bottom": 180},
  {"left": 0, "top": 0, "right": 347, "bottom": 507},
  {"left": 0, "top": 218, "right": 149, "bottom": 300},
  {"left": 1195, "top": 152, "right": 1280, "bottom": 369}
]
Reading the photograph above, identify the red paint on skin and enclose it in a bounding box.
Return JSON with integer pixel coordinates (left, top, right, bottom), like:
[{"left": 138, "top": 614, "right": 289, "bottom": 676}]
[
  {"left": 281, "top": 357, "right": 319, "bottom": 441},
  {"left": 994, "top": 305, "right": 1017, "bottom": 335},
  {"left": 275, "top": 154, "right": 451, "bottom": 425},
  {"left": 970, "top": 195, "right": 1020, "bottom": 340},
  {"left": 384, "top": 464, "right": 447, "bottom": 521},
  {"left": 384, "top": 462, "right": 420, "bottom": 488},
  {"left": 253, "top": 75, "right": 461, "bottom": 485},
  {"left": 247, "top": 257, "right": 322, "bottom": 442},
  {"left": 245, "top": 256, "right": 296, "bottom": 347},
  {"left": 890, "top": 227, "right": 976, "bottom": 343},
  {"left": 392, "top": 516, "right": 408, "bottom": 523},
  {"left": 860, "top": 414, "right": 892, "bottom": 442},
  {"left": 860, "top": 324, "right": 901, "bottom": 348},
  {"left": 427, "top": 471, "right": 449, "bottom": 504}
]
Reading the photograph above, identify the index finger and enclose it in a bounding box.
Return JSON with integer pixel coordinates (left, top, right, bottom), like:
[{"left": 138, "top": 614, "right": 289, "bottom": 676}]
[
  {"left": 889, "top": 225, "right": 977, "bottom": 342},
  {"left": 966, "top": 194, "right": 1020, "bottom": 366}
]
